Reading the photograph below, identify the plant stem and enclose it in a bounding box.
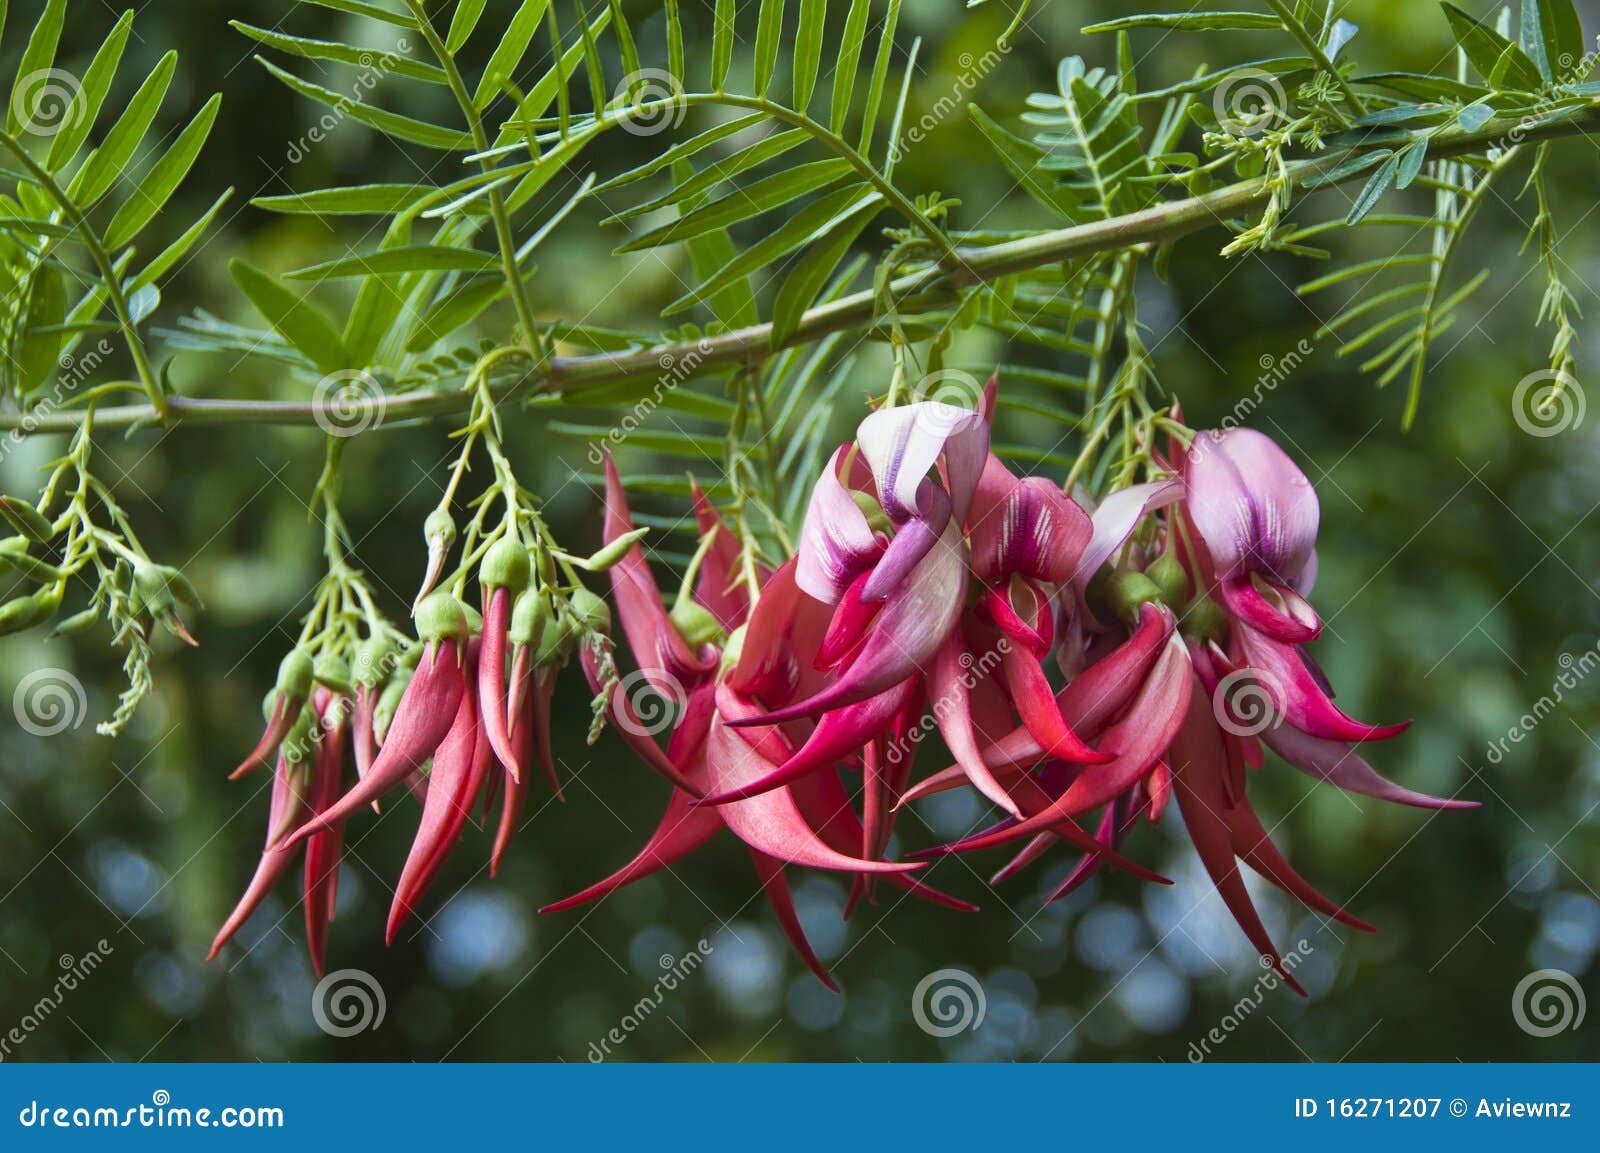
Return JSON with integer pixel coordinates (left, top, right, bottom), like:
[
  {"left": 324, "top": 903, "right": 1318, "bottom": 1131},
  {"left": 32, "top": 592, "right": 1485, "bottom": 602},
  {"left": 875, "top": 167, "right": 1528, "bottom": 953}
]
[{"left": 6, "top": 105, "right": 1599, "bottom": 436}]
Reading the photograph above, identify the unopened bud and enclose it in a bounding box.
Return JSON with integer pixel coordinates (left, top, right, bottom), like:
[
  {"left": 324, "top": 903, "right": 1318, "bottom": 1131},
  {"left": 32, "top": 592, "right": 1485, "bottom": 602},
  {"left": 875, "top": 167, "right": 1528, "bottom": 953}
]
[
  {"left": 276, "top": 650, "right": 317, "bottom": 702},
  {"left": 509, "top": 590, "right": 549, "bottom": 650},
  {"left": 568, "top": 588, "right": 612, "bottom": 636},
  {"left": 1146, "top": 550, "right": 1190, "bottom": 607},
  {"left": 670, "top": 598, "right": 724, "bottom": 648},
  {"left": 315, "top": 654, "right": 353, "bottom": 695}
]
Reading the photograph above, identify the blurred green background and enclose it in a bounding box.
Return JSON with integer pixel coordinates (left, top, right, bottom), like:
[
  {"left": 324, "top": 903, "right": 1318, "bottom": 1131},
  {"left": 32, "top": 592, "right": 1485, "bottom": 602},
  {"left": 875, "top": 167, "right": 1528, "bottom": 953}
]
[{"left": 2, "top": 0, "right": 1599, "bottom": 1061}]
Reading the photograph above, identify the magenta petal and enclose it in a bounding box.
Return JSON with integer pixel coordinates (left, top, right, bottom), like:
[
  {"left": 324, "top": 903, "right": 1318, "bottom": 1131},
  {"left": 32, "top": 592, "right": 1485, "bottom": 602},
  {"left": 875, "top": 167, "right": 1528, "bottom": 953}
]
[
  {"left": 1071, "top": 479, "right": 1182, "bottom": 592},
  {"left": 1235, "top": 624, "right": 1410, "bottom": 743},
  {"left": 796, "top": 446, "right": 884, "bottom": 604},
  {"left": 605, "top": 455, "right": 717, "bottom": 688},
  {"left": 1185, "top": 428, "right": 1319, "bottom": 587},
  {"left": 860, "top": 480, "right": 949, "bottom": 602},
  {"left": 931, "top": 633, "right": 1024, "bottom": 817},
  {"left": 1263, "top": 722, "right": 1475, "bottom": 810},
  {"left": 729, "top": 523, "right": 967, "bottom": 727},
  {"left": 697, "top": 677, "right": 920, "bottom": 806},
  {"left": 704, "top": 716, "right": 921, "bottom": 874},
  {"left": 968, "top": 475, "right": 1092, "bottom": 586},
  {"left": 856, "top": 402, "right": 989, "bottom": 523},
  {"left": 1220, "top": 573, "right": 1321, "bottom": 644},
  {"left": 540, "top": 786, "right": 721, "bottom": 912}
]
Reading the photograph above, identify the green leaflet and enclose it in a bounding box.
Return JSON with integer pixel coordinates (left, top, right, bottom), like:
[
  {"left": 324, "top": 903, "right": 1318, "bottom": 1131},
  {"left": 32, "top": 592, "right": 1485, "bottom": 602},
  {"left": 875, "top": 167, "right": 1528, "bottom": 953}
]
[
  {"left": 104, "top": 94, "right": 222, "bottom": 250},
  {"left": 616, "top": 159, "right": 854, "bottom": 253},
  {"left": 286, "top": 246, "right": 502, "bottom": 280},
  {"left": 229, "top": 259, "right": 349, "bottom": 373},
  {"left": 254, "top": 185, "right": 434, "bottom": 216},
  {"left": 17, "top": 264, "right": 66, "bottom": 396}
]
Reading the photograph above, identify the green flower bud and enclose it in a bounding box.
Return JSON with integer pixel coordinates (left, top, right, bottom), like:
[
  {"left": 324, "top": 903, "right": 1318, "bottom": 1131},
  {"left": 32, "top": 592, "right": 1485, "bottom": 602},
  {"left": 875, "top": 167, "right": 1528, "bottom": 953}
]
[
  {"left": 423, "top": 508, "right": 457, "bottom": 550},
  {"left": 414, "top": 590, "right": 470, "bottom": 644},
  {"left": 275, "top": 649, "right": 316, "bottom": 702},
  {"left": 396, "top": 639, "right": 422, "bottom": 671},
  {"left": 1146, "top": 550, "right": 1190, "bottom": 607},
  {"left": 580, "top": 528, "right": 648, "bottom": 573},
  {"left": 353, "top": 636, "right": 395, "bottom": 687},
  {"left": 568, "top": 588, "right": 612, "bottom": 636},
  {"left": 48, "top": 606, "right": 100, "bottom": 639},
  {"left": 670, "top": 598, "right": 724, "bottom": 648},
  {"left": 534, "top": 614, "right": 572, "bottom": 666},
  {"left": 509, "top": 590, "right": 549, "bottom": 650},
  {"left": 0, "top": 584, "right": 63, "bottom": 636},
  {"left": 720, "top": 623, "right": 747, "bottom": 675},
  {"left": 314, "top": 654, "right": 353, "bottom": 695},
  {"left": 1108, "top": 572, "right": 1164, "bottom": 624},
  {"left": 481, "top": 537, "right": 532, "bottom": 592},
  {"left": 0, "top": 496, "right": 56, "bottom": 544},
  {"left": 0, "top": 545, "right": 67, "bottom": 583}
]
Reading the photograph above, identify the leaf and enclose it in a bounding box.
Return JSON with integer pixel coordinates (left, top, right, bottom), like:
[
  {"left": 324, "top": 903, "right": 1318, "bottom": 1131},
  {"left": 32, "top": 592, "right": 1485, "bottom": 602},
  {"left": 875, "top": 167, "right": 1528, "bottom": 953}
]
[
  {"left": 616, "top": 159, "right": 853, "bottom": 252},
  {"left": 258, "top": 59, "right": 473, "bottom": 150},
  {"left": 406, "top": 277, "right": 506, "bottom": 352},
  {"left": 17, "top": 264, "right": 66, "bottom": 395},
  {"left": 229, "top": 258, "right": 349, "bottom": 373},
  {"left": 1353, "top": 71, "right": 1490, "bottom": 102},
  {"left": 447, "top": 0, "right": 490, "bottom": 52},
  {"left": 44, "top": 9, "right": 133, "bottom": 172},
  {"left": 1082, "top": 12, "right": 1279, "bottom": 32},
  {"left": 604, "top": 128, "right": 808, "bottom": 223},
  {"left": 830, "top": 0, "right": 873, "bottom": 131},
  {"left": 473, "top": 0, "right": 552, "bottom": 110},
  {"left": 1522, "top": 0, "right": 1583, "bottom": 82},
  {"left": 1346, "top": 151, "right": 1401, "bottom": 223},
  {"left": 231, "top": 23, "right": 447, "bottom": 85},
  {"left": 104, "top": 93, "right": 222, "bottom": 251},
  {"left": 128, "top": 190, "right": 233, "bottom": 293},
  {"left": 298, "top": 1, "right": 418, "bottom": 28},
  {"left": 712, "top": 0, "right": 734, "bottom": 89},
  {"left": 593, "top": 115, "right": 766, "bottom": 194},
  {"left": 794, "top": 0, "right": 826, "bottom": 111},
  {"left": 5, "top": 0, "right": 65, "bottom": 137},
  {"left": 857, "top": 0, "right": 904, "bottom": 155},
  {"left": 969, "top": 106, "right": 1078, "bottom": 217},
  {"left": 286, "top": 246, "right": 501, "bottom": 280},
  {"left": 1457, "top": 102, "right": 1495, "bottom": 132},
  {"left": 771, "top": 201, "right": 877, "bottom": 349},
  {"left": 1325, "top": 18, "right": 1360, "bottom": 61},
  {"left": 1395, "top": 138, "right": 1428, "bottom": 190},
  {"left": 1440, "top": 2, "right": 1542, "bottom": 91},
  {"left": 70, "top": 50, "right": 178, "bottom": 207},
  {"left": 754, "top": 0, "right": 786, "bottom": 96},
  {"left": 253, "top": 184, "right": 433, "bottom": 216},
  {"left": 666, "top": 186, "right": 881, "bottom": 315}
]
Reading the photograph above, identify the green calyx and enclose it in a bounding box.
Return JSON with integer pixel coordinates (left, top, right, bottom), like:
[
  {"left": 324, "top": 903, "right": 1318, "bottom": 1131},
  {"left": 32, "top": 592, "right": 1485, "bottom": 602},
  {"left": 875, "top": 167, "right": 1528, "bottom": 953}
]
[
  {"left": 280, "top": 704, "right": 316, "bottom": 765},
  {"left": 481, "top": 536, "right": 532, "bottom": 592},
  {"left": 314, "top": 654, "right": 353, "bottom": 695},
  {"left": 1178, "top": 595, "right": 1229, "bottom": 643},
  {"left": 353, "top": 636, "right": 395, "bottom": 687},
  {"left": 1107, "top": 572, "right": 1165, "bottom": 623},
  {"left": 568, "top": 588, "right": 612, "bottom": 636},
  {"left": 275, "top": 649, "right": 317, "bottom": 702},
  {"left": 670, "top": 598, "right": 724, "bottom": 648},
  {"left": 1146, "top": 550, "right": 1190, "bottom": 607},
  {"left": 373, "top": 671, "right": 412, "bottom": 744},
  {"left": 509, "top": 590, "right": 549, "bottom": 650},
  {"left": 423, "top": 508, "right": 457, "bottom": 550},
  {"left": 850, "top": 490, "right": 893, "bottom": 537},
  {"left": 414, "top": 590, "right": 471, "bottom": 644}
]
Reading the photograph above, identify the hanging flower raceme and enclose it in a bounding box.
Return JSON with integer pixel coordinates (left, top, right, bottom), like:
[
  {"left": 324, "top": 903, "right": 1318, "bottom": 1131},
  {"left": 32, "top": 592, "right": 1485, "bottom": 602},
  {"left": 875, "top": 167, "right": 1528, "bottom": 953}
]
[
  {"left": 908, "top": 418, "right": 1475, "bottom": 988},
  {"left": 206, "top": 383, "right": 1472, "bottom": 997}
]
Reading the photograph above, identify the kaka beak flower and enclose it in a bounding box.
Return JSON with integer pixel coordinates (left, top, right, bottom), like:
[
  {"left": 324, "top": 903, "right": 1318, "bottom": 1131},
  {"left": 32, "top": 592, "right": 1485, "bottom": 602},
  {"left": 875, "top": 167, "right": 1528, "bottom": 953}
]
[
  {"left": 211, "top": 690, "right": 349, "bottom": 973},
  {"left": 231, "top": 650, "right": 316, "bottom": 779},
  {"left": 478, "top": 537, "right": 533, "bottom": 786},
  {"left": 1184, "top": 428, "right": 1322, "bottom": 644},
  {"left": 284, "top": 593, "right": 473, "bottom": 843}
]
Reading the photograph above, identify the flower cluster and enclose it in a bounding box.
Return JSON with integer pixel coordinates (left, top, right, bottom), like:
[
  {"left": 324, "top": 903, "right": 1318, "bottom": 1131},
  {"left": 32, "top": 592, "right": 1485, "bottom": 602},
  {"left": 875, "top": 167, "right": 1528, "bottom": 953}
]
[{"left": 211, "top": 381, "right": 1472, "bottom": 991}]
